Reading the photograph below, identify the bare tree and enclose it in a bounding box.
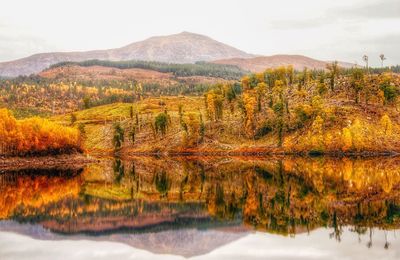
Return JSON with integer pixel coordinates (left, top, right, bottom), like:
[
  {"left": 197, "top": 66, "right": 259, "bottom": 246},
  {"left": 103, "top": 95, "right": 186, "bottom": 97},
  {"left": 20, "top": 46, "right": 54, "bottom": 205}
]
[
  {"left": 362, "top": 55, "right": 369, "bottom": 71},
  {"left": 380, "top": 54, "right": 387, "bottom": 68}
]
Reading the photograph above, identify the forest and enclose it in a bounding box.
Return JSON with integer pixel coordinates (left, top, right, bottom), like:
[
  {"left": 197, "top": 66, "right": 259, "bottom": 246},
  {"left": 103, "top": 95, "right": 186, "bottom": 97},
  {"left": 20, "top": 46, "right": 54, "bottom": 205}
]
[{"left": 48, "top": 59, "right": 247, "bottom": 79}]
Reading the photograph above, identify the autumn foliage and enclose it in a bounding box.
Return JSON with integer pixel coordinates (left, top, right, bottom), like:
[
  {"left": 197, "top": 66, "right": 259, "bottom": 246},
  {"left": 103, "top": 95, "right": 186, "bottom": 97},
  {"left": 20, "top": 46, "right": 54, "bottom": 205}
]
[{"left": 0, "top": 109, "right": 82, "bottom": 156}]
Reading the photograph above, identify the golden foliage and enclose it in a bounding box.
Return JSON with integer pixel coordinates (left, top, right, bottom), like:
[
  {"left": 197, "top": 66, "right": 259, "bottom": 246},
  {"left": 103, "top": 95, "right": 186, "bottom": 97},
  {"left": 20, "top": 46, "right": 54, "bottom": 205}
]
[
  {"left": 182, "top": 112, "right": 201, "bottom": 147},
  {"left": 0, "top": 108, "right": 82, "bottom": 156},
  {"left": 380, "top": 114, "right": 393, "bottom": 136},
  {"left": 242, "top": 92, "right": 257, "bottom": 137}
]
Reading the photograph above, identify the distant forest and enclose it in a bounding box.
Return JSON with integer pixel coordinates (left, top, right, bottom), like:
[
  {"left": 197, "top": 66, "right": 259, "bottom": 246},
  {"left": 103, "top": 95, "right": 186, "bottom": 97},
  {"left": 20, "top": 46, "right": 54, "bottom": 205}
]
[{"left": 48, "top": 59, "right": 248, "bottom": 79}]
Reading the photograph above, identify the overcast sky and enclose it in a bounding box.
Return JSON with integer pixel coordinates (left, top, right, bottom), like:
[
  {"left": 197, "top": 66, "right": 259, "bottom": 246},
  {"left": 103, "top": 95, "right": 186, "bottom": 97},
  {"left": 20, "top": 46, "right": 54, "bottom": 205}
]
[{"left": 0, "top": 0, "right": 399, "bottom": 66}]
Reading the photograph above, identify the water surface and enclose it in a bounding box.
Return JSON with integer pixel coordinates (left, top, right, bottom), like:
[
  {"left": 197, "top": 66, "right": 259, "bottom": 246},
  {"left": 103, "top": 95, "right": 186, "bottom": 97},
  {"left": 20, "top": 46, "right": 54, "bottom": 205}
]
[{"left": 0, "top": 156, "right": 399, "bottom": 259}]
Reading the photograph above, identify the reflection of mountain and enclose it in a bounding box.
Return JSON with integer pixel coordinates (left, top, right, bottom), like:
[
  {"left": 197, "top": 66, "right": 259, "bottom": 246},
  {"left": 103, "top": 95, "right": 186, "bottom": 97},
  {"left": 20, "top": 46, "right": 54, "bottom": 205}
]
[
  {"left": 107, "top": 228, "right": 249, "bottom": 258},
  {"left": 36, "top": 200, "right": 243, "bottom": 235},
  {"left": 0, "top": 221, "right": 249, "bottom": 258}
]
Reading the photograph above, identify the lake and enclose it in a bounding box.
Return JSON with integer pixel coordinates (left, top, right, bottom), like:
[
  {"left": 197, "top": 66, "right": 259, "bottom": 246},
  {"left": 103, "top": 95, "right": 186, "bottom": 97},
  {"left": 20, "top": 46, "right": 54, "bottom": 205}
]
[{"left": 0, "top": 156, "right": 400, "bottom": 259}]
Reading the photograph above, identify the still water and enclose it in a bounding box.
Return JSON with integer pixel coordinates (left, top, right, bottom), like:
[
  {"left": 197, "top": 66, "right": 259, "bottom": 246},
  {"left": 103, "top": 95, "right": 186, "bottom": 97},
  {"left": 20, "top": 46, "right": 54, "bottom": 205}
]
[{"left": 0, "top": 156, "right": 399, "bottom": 259}]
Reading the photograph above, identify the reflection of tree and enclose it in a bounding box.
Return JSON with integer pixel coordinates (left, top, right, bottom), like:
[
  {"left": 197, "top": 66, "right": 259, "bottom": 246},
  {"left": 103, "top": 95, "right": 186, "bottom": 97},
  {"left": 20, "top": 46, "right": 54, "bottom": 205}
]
[
  {"left": 367, "top": 228, "right": 373, "bottom": 248},
  {"left": 329, "top": 212, "right": 343, "bottom": 242},
  {"left": 113, "top": 159, "right": 125, "bottom": 184},
  {"left": 154, "top": 170, "right": 170, "bottom": 198},
  {"left": 384, "top": 230, "right": 390, "bottom": 249},
  {"left": 3, "top": 156, "right": 400, "bottom": 246}
]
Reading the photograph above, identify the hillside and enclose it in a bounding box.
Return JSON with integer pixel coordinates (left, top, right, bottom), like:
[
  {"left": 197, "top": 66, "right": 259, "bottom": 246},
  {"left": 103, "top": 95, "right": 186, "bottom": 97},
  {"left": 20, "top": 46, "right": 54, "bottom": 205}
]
[
  {"left": 53, "top": 67, "right": 400, "bottom": 156},
  {"left": 0, "top": 32, "right": 254, "bottom": 77},
  {"left": 213, "top": 55, "right": 355, "bottom": 72},
  {"left": 0, "top": 62, "right": 236, "bottom": 116},
  {"left": 4, "top": 65, "right": 400, "bottom": 156},
  {"left": 39, "top": 65, "right": 233, "bottom": 86}
]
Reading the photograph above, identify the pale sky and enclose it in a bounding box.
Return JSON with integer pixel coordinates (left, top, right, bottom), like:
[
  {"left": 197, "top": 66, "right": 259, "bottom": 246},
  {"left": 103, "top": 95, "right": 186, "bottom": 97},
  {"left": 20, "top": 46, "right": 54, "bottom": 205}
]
[{"left": 0, "top": 0, "right": 399, "bottom": 67}]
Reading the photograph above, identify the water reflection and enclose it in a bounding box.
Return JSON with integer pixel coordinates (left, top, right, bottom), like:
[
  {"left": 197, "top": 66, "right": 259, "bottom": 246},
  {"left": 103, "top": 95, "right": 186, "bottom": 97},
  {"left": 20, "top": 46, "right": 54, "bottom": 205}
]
[{"left": 0, "top": 156, "right": 400, "bottom": 258}]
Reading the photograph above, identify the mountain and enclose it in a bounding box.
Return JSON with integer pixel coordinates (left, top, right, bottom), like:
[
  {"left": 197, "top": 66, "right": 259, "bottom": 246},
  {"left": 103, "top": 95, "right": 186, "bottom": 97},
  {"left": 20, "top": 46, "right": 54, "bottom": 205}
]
[
  {"left": 0, "top": 32, "right": 254, "bottom": 77},
  {"left": 212, "top": 55, "right": 356, "bottom": 72}
]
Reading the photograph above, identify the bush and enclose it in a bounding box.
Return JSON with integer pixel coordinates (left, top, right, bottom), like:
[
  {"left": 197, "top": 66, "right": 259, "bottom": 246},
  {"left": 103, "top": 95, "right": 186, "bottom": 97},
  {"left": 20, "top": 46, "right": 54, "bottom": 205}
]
[{"left": 0, "top": 108, "right": 82, "bottom": 156}]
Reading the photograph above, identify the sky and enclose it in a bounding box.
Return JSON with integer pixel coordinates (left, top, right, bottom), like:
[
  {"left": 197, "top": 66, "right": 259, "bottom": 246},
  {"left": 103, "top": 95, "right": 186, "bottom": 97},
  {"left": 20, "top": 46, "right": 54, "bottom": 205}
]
[{"left": 0, "top": 0, "right": 399, "bottom": 67}]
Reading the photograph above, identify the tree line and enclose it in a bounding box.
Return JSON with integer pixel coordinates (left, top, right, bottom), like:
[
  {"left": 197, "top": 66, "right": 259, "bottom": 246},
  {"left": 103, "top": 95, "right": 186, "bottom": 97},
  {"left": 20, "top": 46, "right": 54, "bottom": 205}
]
[{"left": 47, "top": 59, "right": 247, "bottom": 79}]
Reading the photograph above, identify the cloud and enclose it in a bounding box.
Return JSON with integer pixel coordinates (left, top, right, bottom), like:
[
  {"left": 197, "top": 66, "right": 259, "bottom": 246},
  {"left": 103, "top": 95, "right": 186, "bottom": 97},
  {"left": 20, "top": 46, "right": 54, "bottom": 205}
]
[
  {"left": 269, "top": 0, "right": 400, "bottom": 31},
  {"left": 336, "top": 0, "right": 400, "bottom": 19},
  {"left": 0, "top": 33, "right": 55, "bottom": 62},
  {"left": 268, "top": 17, "right": 333, "bottom": 30}
]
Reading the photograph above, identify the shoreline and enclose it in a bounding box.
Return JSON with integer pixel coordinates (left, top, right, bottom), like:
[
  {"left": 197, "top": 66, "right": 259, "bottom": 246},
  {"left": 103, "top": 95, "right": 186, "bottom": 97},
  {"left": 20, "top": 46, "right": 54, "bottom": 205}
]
[
  {"left": 1, "top": 148, "right": 399, "bottom": 172},
  {"left": 0, "top": 154, "right": 97, "bottom": 171},
  {"left": 119, "top": 147, "right": 400, "bottom": 158}
]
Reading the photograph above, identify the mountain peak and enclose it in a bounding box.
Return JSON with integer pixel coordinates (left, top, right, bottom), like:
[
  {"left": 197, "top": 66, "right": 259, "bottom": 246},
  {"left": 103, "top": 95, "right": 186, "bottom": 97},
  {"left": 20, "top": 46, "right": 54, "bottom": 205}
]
[
  {"left": 0, "top": 32, "right": 254, "bottom": 77},
  {"left": 179, "top": 31, "right": 195, "bottom": 35}
]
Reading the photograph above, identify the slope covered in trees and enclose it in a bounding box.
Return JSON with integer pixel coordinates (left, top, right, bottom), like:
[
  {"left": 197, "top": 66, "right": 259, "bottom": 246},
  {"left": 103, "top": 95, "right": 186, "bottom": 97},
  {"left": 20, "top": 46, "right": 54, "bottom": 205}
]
[
  {"left": 47, "top": 60, "right": 247, "bottom": 79},
  {"left": 55, "top": 65, "right": 400, "bottom": 155},
  {"left": 0, "top": 67, "right": 233, "bottom": 116}
]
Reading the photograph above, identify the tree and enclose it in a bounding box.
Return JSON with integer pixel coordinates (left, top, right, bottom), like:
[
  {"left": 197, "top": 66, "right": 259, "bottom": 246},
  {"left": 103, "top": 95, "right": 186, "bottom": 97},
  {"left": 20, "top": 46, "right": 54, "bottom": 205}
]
[
  {"left": 70, "top": 113, "right": 77, "bottom": 126},
  {"left": 83, "top": 96, "right": 91, "bottom": 109},
  {"left": 255, "top": 82, "right": 267, "bottom": 112},
  {"left": 155, "top": 112, "right": 169, "bottom": 137},
  {"left": 199, "top": 112, "right": 205, "bottom": 142},
  {"left": 272, "top": 80, "right": 287, "bottom": 147},
  {"left": 380, "top": 114, "right": 392, "bottom": 135},
  {"left": 350, "top": 68, "right": 365, "bottom": 104},
  {"left": 309, "top": 116, "right": 325, "bottom": 153},
  {"left": 380, "top": 54, "right": 387, "bottom": 68},
  {"left": 363, "top": 55, "right": 369, "bottom": 72},
  {"left": 242, "top": 93, "right": 257, "bottom": 137},
  {"left": 379, "top": 73, "right": 398, "bottom": 104},
  {"left": 112, "top": 122, "right": 124, "bottom": 150},
  {"left": 342, "top": 127, "right": 352, "bottom": 152},
  {"left": 206, "top": 91, "right": 224, "bottom": 121},
  {"left": 317, "top": 73, "right": 328, "bottom": 96},
  {"left": 182, "top": 112, "right": 201, "bottom": 147},
  {"left": 241, "top": 75, "right": 251, "bottom": 90},
  {"left": 326, "top": 61, "right": 340, "bottom": 91},
  {"left": 129, "top": 126, "right": 136, "bottom": 144},
  {"left": 129, "top": 106, "right": 134, "bottom": 119}
]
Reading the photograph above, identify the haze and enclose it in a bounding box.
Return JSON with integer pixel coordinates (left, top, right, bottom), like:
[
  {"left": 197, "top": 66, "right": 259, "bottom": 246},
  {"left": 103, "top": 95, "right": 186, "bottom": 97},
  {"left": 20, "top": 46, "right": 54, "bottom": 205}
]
[{"left": 0, "top": 0, "right": 399, "bottom": 67}]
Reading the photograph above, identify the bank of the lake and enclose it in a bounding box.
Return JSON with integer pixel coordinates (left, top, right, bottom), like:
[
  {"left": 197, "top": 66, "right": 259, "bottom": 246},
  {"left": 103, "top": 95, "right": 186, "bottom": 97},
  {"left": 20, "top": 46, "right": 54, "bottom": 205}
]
[{"left": 0, "top": 154, "right": 96, "bottom": 171}]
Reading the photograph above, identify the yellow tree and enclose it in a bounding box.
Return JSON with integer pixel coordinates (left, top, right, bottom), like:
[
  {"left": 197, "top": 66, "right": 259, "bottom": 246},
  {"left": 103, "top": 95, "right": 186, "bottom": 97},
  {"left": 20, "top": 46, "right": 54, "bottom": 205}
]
[
  {"left": 380, "top": 114, "right": 393, "bottom": 136},
  {"left": 182, "top": 112, "right": 201, "bottom": 147},
  {"left": 309, "top": 115, "right": 324, "bottom": 153},
  {"left": 206, "top": 91, "right": 224, "bottom": 122},
  {"left": 242, "top": 92, "right": 257, "bottom": 137}
]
